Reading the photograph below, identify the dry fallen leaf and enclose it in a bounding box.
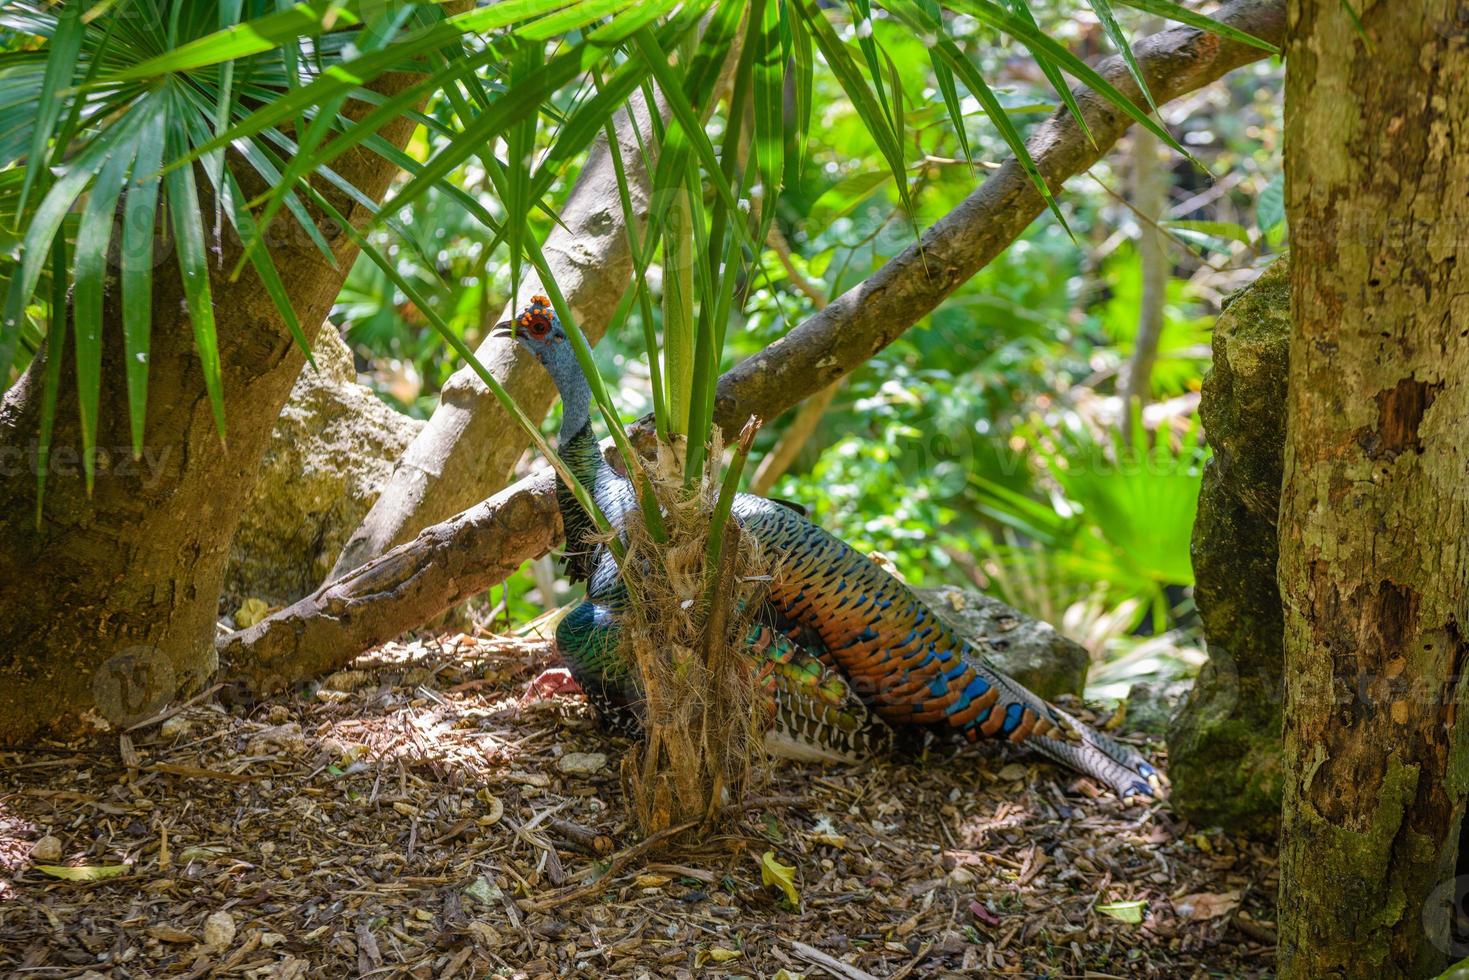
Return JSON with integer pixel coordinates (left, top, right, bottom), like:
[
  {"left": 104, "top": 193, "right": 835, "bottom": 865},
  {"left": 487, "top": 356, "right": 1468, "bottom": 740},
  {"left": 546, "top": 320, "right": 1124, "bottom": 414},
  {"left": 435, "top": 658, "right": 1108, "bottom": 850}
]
[
  {"left": 234, "top": 597, "right": 272, "bottom": 628},
  {"left": 970, "top": 900, "right": 1001, "bottom": 926},
  {"left": 1174, "top": 891, "right": 1240, "bottom": 921},
  {"left": 996, "top": 763, "right": 1028, "bottom": 782},
  {"left": 203, "top": 910, "right": 236, "bottom": 949},
  {"left": 29, "top": 835, "right": 62, "bottom": 862},
  {"left": 695, "top": 946, "right": 742, "bottom": 966},
  {"left": 475, "top": 788, "right": 504, "bottom": 825},
  {"left": 35, "top": 863, "right": 128, "bottom": 881},
  {"left": 1097, "top": 899, "right": 1147, "bottom": 924},
  {"left": 146, "top": 924, "right": 194, "bottom": 944},
  {"left": 178, "top": 845, "right": 228, "bottom": 862}
]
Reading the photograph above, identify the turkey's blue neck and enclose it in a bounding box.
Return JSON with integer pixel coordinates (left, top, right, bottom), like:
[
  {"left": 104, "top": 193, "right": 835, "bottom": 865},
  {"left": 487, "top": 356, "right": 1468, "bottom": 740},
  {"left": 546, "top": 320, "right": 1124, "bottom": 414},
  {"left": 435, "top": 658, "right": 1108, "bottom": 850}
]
[{"left": 545, "top": 345, "right": 592, "bottom": 450}]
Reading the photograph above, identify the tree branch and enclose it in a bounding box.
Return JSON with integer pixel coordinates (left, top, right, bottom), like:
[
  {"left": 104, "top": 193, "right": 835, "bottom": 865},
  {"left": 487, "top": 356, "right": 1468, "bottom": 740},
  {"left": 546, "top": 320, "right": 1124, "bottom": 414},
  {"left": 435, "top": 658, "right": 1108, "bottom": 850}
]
[
  {"left": 219, "top": 472, "right": 560, "bottom": 695},
  {"left": 219, "top": 0, "right": 1285, "bottom": 687},
  {"left": 705, "top": 0, "right": 1285, "bottom": 435}
]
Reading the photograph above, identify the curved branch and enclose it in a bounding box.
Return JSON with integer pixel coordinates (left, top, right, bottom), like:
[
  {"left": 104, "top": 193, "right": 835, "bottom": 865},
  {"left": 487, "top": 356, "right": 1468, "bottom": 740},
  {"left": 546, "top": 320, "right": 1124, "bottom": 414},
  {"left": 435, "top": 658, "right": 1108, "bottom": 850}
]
[{"left": 219, "top": 472, "right": 560, "bottom": 695}]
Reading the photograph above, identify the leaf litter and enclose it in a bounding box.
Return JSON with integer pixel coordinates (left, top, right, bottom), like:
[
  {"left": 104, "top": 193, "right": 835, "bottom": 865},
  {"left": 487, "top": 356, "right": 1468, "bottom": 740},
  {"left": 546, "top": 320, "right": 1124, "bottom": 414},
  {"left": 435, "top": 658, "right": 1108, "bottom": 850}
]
[{"left": 0, "top": 631, "right": 1277, "bottom": 977}]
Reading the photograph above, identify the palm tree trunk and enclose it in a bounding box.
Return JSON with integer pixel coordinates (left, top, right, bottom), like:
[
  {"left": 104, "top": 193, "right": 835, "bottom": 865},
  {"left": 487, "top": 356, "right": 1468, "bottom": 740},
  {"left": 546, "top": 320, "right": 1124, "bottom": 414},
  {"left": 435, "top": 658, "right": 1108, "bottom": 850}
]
[
  {"left": 0, "top": 77, "right": 421, "bottom": 744},
  {"left": 1119, "top": 111, "right": 1170, "bottom": 438},
  {"left": 1276, "top": 2, "right": 1469, "bottom": 975}
]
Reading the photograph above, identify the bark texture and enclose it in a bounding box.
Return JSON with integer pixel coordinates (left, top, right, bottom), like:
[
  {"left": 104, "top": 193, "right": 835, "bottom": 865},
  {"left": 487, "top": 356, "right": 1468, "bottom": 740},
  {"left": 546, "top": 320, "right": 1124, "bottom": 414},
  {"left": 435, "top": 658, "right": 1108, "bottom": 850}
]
[
  {"left": 0, "top": 75, "right": 420, "bottom": 745},
  {"left": 1168, "top": 259, "right": 1289, "bottom": 837},
  {"left": 1277, "top": 3, "right": 1469, "bottom": 976},
  {"left": 1119, "top": 122, "right": 1171, "bottom": 435},
  {"left": 328, "top": 92, "right": 659, "bottom": 581},
  {"left": 220, "top": 1, "right": 1286, "bottom": 688}
]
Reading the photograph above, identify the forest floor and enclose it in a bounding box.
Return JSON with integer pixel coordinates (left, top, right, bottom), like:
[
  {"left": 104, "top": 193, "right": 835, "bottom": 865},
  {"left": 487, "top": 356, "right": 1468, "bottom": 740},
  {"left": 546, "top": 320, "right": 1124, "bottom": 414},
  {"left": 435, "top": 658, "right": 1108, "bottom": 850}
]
[{"left": 1, "top": 632, "right": 1277, "bottom": 979}]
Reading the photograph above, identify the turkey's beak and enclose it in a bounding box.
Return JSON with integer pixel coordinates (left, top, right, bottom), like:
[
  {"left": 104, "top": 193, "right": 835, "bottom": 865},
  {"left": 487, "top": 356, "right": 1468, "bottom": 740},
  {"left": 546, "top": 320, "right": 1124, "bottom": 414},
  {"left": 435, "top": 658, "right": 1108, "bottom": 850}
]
[{"left": 491, "top": 319, "right": 515, "bottom": 339}]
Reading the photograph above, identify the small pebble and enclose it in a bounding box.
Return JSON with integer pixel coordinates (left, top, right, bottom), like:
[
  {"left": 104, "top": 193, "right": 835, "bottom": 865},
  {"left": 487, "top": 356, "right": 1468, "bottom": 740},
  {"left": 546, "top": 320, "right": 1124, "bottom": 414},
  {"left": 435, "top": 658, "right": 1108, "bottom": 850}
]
[
  {"left": 29, "top": 835, "right": 62, "bottom": 862},
  {"left": 203, "top": 910, "right": 236, "bottom": 949}
]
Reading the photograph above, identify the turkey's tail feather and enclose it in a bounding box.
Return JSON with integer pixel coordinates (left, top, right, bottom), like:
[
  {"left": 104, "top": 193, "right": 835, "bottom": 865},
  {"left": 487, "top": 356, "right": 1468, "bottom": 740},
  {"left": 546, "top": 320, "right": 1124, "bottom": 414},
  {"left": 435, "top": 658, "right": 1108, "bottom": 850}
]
[
  {"left": 1024, "top": 707, "right": 1168, "bottom": 800},
  {"left": 966, "top": 657, "right": 1167, "bottom": 800}
]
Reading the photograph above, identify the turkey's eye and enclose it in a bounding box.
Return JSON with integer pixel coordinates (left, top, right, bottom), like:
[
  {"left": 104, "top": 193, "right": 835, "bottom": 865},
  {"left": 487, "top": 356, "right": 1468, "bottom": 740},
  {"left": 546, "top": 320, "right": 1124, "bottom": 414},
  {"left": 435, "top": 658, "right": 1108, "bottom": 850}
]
[{"left": 519, "top": 308, "right": 554, "bottom": 338}]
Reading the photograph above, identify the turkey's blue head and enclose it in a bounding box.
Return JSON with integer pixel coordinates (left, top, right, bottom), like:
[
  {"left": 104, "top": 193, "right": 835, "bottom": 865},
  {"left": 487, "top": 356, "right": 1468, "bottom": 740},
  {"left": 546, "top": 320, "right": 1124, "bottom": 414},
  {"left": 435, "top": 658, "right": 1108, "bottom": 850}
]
[
  {"left": 493, "top": 294, "right": 567, "bottom": 364},
  {"left": 493, "top": 295, "right": 590, "bottom": 438}
]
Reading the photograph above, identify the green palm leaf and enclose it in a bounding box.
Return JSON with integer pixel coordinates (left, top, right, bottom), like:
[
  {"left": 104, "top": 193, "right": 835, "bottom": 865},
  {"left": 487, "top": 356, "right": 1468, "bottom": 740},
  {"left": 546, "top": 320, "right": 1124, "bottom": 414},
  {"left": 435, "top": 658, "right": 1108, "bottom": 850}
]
[
  {"left": 163, "top": 117, "right": 226, "bottom": 443},
  {"left": 120, "top": 100, "right": 166, "bottom": 456},
  {"left": 16, "top": 0, "right": 82, "bottom": 215},
  {"left": 72, "top": 119, "right": 139, "bottom": 490}
]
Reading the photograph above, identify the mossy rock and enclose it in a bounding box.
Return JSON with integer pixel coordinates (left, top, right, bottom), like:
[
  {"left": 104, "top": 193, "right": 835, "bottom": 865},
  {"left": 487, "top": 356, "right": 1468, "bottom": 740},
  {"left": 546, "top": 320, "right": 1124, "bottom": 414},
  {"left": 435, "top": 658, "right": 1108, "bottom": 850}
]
[
  {"left": 225, "top": 329, "right": 423, "bottom": 609},
  {"left": 1167, "top": 259, "right": 1290, "bottom": 837}
]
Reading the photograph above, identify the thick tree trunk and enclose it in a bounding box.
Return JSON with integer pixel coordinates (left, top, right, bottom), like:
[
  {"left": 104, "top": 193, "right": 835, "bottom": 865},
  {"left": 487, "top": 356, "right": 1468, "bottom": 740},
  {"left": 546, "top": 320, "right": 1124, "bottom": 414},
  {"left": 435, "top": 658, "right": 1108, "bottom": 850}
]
[
  {"left": 0, "top": 77, "right": 420, "bottom": 745},
  {"left": 1276, "top": 3, "right": 1469, "bottom": 977}
]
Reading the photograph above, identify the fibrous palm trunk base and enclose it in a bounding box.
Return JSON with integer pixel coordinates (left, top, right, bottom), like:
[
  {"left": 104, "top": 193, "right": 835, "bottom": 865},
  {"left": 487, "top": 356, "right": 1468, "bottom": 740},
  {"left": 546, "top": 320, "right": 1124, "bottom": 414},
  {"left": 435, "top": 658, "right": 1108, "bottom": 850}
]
[{"left": 619, "top": 434, "right": 768, "bottom": 835}]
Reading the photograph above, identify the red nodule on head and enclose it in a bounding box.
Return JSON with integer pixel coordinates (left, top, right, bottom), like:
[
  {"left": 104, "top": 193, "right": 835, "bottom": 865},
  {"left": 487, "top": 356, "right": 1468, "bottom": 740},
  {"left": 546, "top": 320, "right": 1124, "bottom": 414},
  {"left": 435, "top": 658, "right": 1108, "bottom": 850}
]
[{"left": 517, "top": 295, "right": 555, "bottom": 339}]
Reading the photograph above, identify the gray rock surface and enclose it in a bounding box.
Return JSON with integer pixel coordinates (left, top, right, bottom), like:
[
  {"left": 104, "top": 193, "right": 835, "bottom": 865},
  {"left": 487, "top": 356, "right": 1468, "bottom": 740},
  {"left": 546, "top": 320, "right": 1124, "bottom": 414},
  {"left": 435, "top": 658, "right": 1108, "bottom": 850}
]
[
  {"left": 915, "top": 585, "right": 1090, "bottom": 701},
  {"left": 1125, "top": 679, "right": 1191, "bottom": 735},
  {"left": 225, "top": 329, "right": 423, "bottom": 608},
  {"left": 1167, "top": 259, "right": 1289, "bottom": 837}
]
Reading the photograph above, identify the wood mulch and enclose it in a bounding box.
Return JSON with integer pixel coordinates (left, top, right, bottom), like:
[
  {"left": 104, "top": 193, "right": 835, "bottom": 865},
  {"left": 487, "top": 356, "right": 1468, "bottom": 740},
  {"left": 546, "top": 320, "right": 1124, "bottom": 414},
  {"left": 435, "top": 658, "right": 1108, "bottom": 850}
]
[{"left": 0, "top": 633, "right": 1278, "bottom": 978}]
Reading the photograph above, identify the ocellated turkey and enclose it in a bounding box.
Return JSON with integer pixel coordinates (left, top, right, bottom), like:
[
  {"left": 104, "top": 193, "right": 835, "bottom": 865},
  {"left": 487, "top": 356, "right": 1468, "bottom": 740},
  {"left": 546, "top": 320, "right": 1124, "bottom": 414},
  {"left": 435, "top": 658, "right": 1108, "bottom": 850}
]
[{"left": 496, "top": 298, "right": 1164, "bottom": 799}]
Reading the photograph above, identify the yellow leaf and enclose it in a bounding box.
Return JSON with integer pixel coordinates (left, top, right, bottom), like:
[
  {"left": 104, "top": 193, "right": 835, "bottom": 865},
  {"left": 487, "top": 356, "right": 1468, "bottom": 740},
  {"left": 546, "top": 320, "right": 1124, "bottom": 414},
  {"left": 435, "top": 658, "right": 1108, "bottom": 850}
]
[
  {"left": 708, "top": 947, "right": 741, "bottom": 962},
  {"left": 1097, "top": 899, "right": 1147, "bottom": 924},
  {"left": 760, "top": 850, "right": 800, "bottom": 907},
  {"left": 36, "top": 863, "right": 129, "bottom": 881},
  {"left": 235, "top": 597, "right": 271, "bottom": 628},
  {"left": 634, "top": 874, "right": 671, "bottom": 889}
]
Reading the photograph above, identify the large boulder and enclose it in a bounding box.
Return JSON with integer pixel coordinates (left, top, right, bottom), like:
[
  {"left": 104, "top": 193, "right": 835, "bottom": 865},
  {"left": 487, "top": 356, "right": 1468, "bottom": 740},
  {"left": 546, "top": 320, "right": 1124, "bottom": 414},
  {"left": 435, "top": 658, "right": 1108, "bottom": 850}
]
[
  {"left": 1167, "top": 259, "right": 1289, "bottom": 836},
  {"left": 225, "top": 329, "right": 423, "bottom": 608},
  {"left": 916, "top": 585, "right": 1089, "bottom": 701}
]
